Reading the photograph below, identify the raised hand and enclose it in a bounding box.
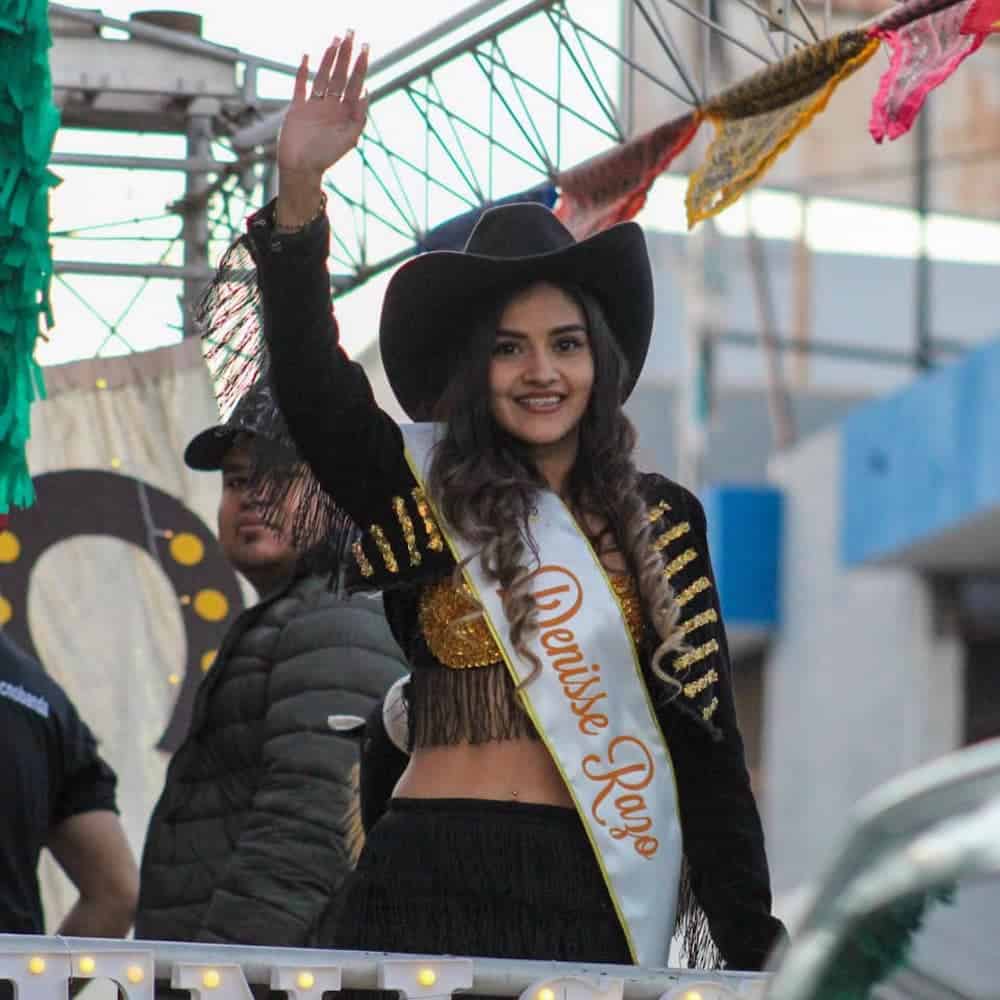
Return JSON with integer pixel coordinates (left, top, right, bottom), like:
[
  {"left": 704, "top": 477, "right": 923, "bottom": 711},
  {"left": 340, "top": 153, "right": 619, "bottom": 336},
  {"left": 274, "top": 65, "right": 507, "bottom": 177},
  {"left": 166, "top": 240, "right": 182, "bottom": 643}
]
[{"left": 276, "top": 32, "right": 369, "bottom": 226}]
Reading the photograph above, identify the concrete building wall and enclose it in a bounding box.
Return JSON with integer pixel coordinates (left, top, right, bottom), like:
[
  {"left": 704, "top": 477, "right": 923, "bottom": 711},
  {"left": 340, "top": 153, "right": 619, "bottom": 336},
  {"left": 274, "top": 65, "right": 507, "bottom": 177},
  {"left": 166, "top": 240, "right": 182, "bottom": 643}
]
[
  {"left": 626, "top": 381, "right": 869, "bottom": 482},
  {"left": 641, "top": 231, "right": 1000, "bottom": 395},
  {"left": 761, "top": 428, "right": 964, "bottom": 914}
]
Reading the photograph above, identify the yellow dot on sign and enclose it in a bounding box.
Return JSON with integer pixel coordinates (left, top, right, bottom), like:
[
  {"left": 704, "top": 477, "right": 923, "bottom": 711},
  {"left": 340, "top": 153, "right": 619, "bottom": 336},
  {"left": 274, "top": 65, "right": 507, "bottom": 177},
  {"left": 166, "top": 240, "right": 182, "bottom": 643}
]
[
  {"left": 0, "top": 530, "right": 20, "bottom": 563},
  {"left": 202, "top": 970, "right": 221, "bottom": 990},
  {"left": 683, "top": 992, "right": 704, "bottom": 1000},
  {"left": 194, "top": 589, "right": 229, "bottom": 622},
  {"left": 78, "top": 957, "right": 96, "bottom": 975},
  {"left": 27, "top": 957, "right": 45, "bottom": 975},
  {"left": 170, "top": 532, "right": 205, "bottom": 566},
  {"left": 110, "top": 457, "right": 122, "bottom": 469},
  {"left": 536, "top": 989, "right": 555, "bottom": 1000},
  {"left": 417, "top": 969, "right": 437, "bottom": 988},
  {"left": 95, "top": 377, "right": 107, "bottom": 389},
  {"left": 201, "top": 650, "right": 217, "bottom": 673},
  {"left": 0, "top": 596, "right": 11, "bottom": 626},
  {"left": 127, "top": 966, "right": 145, "bottom": 985},
  {"left": 296, "top": 972, "right": 315, "bottom": 991},
  {"left": 168, "top": 673, "right": 181, "bottom": 686}
]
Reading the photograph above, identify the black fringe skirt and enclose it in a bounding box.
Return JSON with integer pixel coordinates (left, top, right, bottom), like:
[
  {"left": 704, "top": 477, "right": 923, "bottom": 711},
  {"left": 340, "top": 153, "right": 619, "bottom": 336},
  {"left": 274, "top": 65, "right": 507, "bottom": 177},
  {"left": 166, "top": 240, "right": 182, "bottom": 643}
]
[{"left": 322, "top": 796, "right": 632, "bottom": 964}]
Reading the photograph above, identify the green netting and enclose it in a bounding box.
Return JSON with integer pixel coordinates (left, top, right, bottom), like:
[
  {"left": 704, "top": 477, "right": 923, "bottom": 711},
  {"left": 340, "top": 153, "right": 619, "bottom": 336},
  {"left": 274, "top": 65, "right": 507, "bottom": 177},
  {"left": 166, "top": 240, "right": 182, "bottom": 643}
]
[{"left": 0, "top": 0, "right": 56, "bottom": 513}]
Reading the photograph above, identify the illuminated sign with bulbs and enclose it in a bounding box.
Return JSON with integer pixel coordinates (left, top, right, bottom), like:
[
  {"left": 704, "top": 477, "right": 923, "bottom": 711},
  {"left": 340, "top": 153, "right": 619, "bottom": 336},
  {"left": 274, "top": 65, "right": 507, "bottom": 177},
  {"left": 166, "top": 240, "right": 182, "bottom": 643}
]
[{"left": 0, "top": 946, "right": 751, "bottom": 1000}]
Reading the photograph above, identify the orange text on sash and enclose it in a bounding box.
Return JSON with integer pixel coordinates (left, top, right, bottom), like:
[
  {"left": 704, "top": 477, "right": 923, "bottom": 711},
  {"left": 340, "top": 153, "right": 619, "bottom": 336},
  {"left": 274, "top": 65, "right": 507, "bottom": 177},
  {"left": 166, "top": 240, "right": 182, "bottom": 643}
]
[
  {"left": 583, "top": 736, "right": 659, "bottom": 858},
  {"left": 531, "top": 564, "right": 660, "bottom": 858}
]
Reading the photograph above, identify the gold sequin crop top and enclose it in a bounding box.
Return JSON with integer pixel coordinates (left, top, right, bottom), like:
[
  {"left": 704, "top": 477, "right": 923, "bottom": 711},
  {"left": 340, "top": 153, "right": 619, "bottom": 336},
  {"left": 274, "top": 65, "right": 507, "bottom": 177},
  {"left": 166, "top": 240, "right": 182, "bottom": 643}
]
[
  {"left": 417, "top": 573, "right": 645, "bottom": 670},
  {"left": 406, "top": 572, "right": 646, "bottom": 746},
  {"left": 349, "top": 489, "right": 726, "bottom": 747}
]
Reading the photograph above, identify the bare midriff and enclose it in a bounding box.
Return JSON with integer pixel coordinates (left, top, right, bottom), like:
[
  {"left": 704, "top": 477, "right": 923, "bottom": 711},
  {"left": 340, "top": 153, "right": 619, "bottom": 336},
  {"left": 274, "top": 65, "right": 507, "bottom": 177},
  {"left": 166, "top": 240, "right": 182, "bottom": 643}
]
[{"left": 394, "top": 737, "right": 574, "bottom": 807}]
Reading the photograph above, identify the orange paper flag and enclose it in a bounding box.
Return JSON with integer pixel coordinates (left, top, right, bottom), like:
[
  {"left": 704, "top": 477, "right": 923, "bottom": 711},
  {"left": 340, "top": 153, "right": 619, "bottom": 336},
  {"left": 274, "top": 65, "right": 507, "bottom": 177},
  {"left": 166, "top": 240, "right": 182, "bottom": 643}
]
[{"left": 555, "top": 113, "right": 702, "bottom": 239}]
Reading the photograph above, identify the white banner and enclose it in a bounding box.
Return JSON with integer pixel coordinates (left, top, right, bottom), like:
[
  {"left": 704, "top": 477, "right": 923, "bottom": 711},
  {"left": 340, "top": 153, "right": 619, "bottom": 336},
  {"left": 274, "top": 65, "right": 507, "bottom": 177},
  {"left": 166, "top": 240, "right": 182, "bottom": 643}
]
[
  {"left": 402, "top": 423, "right": 681, "bottom": 967},
  {"left": 2, "top": 339, "right": 249, "bottom": 928}
]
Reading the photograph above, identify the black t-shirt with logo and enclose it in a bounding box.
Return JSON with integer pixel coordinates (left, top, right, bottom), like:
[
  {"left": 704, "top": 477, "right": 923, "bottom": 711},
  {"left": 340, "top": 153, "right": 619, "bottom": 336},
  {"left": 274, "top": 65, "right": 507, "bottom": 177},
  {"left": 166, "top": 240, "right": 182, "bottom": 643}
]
[{"left": 0, "top": 633, "right": 118, "bottom": 933}]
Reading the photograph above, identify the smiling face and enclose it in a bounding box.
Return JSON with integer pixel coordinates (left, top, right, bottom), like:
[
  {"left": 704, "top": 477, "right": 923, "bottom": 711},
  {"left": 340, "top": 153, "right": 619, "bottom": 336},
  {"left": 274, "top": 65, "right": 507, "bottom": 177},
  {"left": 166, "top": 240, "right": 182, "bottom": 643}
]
[
  {"left": 217, "top": 438, "right": 299, "bottom": 593},
  {"left": 488, "top": 282, "right": 595, "bottom": 458}
]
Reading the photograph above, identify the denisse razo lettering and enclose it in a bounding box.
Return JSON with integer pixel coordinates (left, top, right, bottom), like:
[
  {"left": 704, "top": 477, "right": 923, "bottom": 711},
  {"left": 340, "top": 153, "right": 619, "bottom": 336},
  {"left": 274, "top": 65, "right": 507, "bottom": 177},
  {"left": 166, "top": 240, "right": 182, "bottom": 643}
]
[{"left": 530, "top": 565, "right": 659, "bottom": 858}]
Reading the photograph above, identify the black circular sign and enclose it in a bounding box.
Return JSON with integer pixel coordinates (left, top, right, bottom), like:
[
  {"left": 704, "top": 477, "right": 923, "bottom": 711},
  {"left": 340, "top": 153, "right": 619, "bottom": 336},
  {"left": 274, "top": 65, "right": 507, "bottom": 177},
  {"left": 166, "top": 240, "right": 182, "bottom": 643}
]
[{"left": 0, "top": 469, "right": 245, "bottom": 752}]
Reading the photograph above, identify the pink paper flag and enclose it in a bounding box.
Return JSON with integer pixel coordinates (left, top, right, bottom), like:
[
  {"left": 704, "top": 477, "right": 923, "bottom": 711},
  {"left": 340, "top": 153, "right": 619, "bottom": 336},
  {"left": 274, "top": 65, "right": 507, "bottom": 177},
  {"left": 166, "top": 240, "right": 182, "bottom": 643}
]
[
  {"left": 961, "top": 0, "right": 1000, "bottom": 32},
  {"left": 870, "top": 0, "right": 986, "bottom": 144}
]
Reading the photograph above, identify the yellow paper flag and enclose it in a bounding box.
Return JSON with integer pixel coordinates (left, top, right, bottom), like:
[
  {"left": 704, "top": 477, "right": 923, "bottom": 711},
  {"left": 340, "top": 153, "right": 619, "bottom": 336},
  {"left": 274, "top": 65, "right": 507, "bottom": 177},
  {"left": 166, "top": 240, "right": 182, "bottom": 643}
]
[{"left": 686, "top": 31, "right": 879, "bottom": 228}]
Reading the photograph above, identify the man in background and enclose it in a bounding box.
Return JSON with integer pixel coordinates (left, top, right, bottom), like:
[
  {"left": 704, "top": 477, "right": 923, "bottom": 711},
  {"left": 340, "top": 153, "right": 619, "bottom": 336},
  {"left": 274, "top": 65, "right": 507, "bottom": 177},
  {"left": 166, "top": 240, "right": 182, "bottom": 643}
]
[
  {"left": 0, "top": 631, "right": 138, "bottom": 939},
  {"left": 135, "top": 380, "right": 407, "bottom": 946}
]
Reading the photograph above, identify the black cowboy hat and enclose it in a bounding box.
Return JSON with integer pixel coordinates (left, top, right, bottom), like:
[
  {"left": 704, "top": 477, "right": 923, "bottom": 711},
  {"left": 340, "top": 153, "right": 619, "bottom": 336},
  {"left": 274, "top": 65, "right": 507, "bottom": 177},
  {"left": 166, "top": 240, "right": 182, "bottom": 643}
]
[
  {"left": 379, "top": 202, "right": 654, "bottom": 420},
  {"left": 184, "top": 378, "right": 296, "bottom": 471}
]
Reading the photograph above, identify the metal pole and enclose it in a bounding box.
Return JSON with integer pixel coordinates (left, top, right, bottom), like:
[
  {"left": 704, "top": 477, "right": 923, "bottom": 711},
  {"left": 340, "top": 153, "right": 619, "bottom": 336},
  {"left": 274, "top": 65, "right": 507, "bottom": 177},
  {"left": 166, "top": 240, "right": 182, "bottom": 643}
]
[
  {"left": 49, "top": 3, "right": 277, "bottom": 68},
  {"left": 676, "top": 8, "right": 721, "bottom": 491},
  {"left": 231, "top": 0, "right": 555, "bottom": 151},
  {"left": 263, "top": 161, "right": 280, "bottom": 205},
  {"left": 717, "top": 329, "right": 964, "bottom": 365},
  {"left": 51, "top": 153, "right": 223, "bottom": 172},
  {"left": 367, "top": 0, "right": 552, "bottom": 77},
  {"left": 54, "top": 261, "right": 217, "bottom": 280},
  {"left": 914, "top": 97, "right": 932, "bottom": 369},
  {"left": 181, "top": 115, "right": 215, "bottom": 338},
  {"left": 678, "top": 218, "right": 723, "bottom": 490},
  {"left": 746, "top": 230, "right": 796, "bottom": 449},
  {"left": 791, "top": 197, "right": 812, "bottom": 387}
]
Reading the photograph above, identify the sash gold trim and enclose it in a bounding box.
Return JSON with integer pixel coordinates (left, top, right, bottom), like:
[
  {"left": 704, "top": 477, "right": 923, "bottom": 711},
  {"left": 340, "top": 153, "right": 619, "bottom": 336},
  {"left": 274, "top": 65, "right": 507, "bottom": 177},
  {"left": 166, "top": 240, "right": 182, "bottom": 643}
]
[{"left": 401, "top": 424, "right": 682, "bottom": 968}]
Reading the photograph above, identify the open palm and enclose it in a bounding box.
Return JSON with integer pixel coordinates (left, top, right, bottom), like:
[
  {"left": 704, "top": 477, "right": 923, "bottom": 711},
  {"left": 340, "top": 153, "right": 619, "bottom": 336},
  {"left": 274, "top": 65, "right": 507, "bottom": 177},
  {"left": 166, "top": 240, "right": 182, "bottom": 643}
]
[{"left": 278, "top": 33, "right": 369, "bottom": 180}]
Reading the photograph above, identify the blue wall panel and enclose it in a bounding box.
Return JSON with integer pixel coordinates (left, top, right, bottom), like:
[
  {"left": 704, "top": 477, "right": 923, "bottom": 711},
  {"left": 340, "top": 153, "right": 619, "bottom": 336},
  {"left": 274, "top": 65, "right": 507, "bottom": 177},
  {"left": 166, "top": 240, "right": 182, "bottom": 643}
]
[
  {"left": 842, "top": 336, "right": 1000, "bottom": 566},
  {"left": 703, "top": 485, "right": 782, "bottom": 629}
]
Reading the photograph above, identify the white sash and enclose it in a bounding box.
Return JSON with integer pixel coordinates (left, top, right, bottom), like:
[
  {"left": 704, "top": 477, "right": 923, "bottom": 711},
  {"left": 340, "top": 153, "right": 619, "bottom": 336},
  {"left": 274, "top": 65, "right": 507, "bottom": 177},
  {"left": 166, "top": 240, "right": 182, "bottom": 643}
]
[{"left": 401, "top": 423, "right": 682, "bottom": 968}]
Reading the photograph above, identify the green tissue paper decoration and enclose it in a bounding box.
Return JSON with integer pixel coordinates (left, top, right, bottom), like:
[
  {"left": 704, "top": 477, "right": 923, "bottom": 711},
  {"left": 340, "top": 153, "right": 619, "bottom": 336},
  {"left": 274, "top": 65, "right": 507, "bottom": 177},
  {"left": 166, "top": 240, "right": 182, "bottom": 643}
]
[
  {"left": 0, "top": 0, "right": 58, "bottom": 513},
  {"left": 811, "top": 885, "right": 954, "bottom": 999}
]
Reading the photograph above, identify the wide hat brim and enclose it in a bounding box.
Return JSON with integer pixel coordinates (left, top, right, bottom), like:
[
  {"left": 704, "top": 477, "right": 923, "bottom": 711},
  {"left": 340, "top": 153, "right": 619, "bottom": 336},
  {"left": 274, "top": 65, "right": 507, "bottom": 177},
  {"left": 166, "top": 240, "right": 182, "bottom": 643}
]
[{"left": 379, "top": 216, "right": 654, "bottom": 420}]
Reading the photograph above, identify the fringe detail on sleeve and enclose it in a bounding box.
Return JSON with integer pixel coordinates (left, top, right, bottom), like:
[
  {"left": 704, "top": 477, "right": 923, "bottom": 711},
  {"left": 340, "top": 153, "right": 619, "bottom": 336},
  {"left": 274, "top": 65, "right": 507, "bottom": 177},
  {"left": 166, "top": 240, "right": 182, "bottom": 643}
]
[
  {"left": 242, "top": 434, "right": 361, "bottom": 578},
  {"left": 195, "top": 235, "right": 355, "bottom": 574},
  {"left": 196, "top": 235, "right": 267, "bottom": 420},
  {"left": 675, "top": 861, "right": 724, "bottom": 969}
]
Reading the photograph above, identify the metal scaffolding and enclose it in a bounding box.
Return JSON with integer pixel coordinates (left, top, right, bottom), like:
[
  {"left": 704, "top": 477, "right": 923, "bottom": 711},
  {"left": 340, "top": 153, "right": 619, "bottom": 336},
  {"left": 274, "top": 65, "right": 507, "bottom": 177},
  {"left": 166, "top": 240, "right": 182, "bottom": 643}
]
[{"left": 48, "top": 0, "right": 822, "bottom": 343}]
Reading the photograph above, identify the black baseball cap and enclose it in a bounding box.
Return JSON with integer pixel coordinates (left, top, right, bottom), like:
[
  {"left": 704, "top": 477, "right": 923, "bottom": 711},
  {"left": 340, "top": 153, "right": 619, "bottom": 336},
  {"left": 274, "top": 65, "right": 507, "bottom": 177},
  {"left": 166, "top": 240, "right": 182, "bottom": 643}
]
[{"left": 184, "top": 379, "right": 295, "bottom": 471}]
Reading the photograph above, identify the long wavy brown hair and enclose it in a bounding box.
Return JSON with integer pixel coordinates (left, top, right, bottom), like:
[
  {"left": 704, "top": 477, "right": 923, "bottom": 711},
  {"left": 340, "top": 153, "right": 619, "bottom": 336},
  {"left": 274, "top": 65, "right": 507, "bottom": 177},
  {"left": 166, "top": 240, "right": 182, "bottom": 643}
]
[{"left": 427, "top": 279, "right": 686, "bottom": 692}]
